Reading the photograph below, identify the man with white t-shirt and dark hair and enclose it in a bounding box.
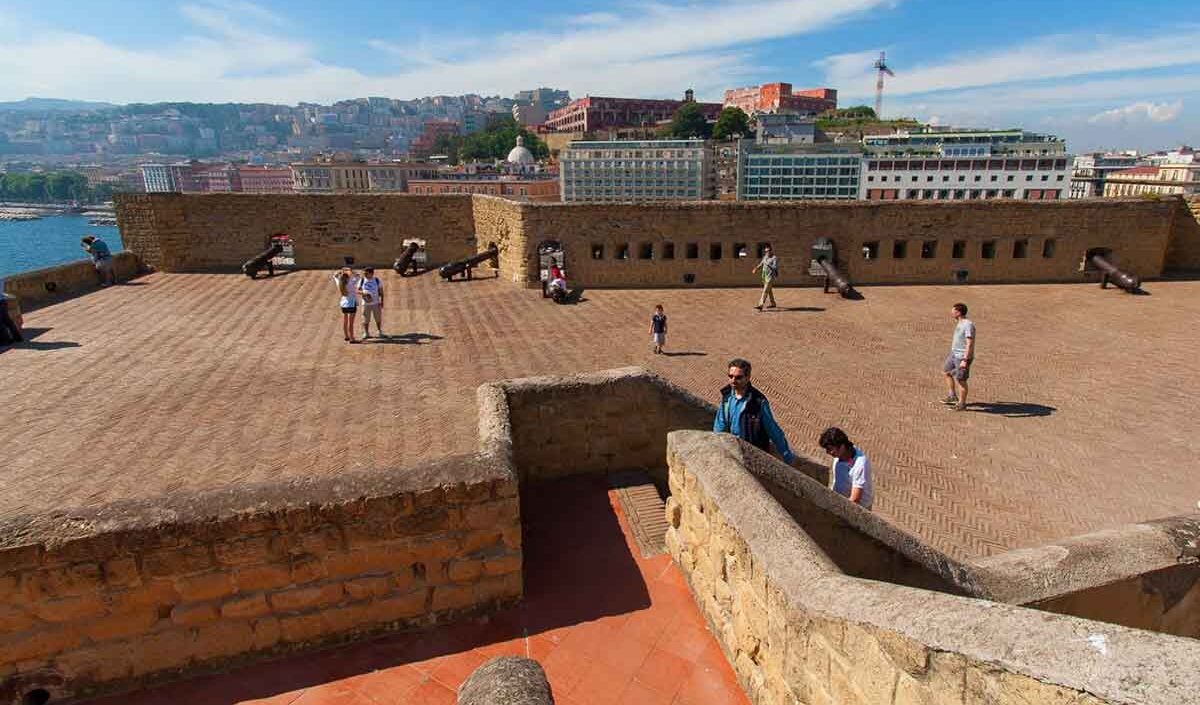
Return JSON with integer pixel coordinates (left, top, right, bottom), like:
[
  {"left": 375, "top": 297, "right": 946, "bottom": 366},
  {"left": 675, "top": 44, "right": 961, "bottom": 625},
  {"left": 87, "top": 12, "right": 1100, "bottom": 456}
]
[
  {"left": 820, "top": 426, "right": 873, "bottom": 510},
  {"left": 357, "top": 267, "right": 385, "bottom": 339},
  {"left": 942, "top": 302, "right": 976, "bottom": 411}
]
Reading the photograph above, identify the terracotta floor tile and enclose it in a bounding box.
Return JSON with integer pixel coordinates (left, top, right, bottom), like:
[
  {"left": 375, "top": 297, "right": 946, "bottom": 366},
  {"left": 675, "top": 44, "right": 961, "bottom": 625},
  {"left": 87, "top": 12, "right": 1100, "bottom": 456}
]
[
  {"left": 428, "top": 649, "right": 488, "bottom": 690},
  {"left": 343, "top": 667, "right": 426, "bottom": 703},
  {"left": 540, "top": 645, "right": 592, "bottom": 697},
  {"left": 571, "top": 663, "right": 637, "bottom": 705},
  {"left": 619, "top": 608, "right": 674, "bottom": 647},
  {"left": 633, "top": 647, "right": 694, "bottom": 699},
  {"left": 695, "top": 641, "right": 736, "bottom": 678},
  {"left": 240, "top": 691, "right": 307, "bottom": 705},
  {"left": 595, "top": 634, "right": 655, "bottom": 677},
  {"left": 674, "top": 663, "right": 751, "bottom": 705},
  {"left": 527, "top": 635, "right": 558, "bottom": 662},
  {"left": 408, "top": 680, "right": 457, "bottom": 705},
  {"left": 620, "top": 679, "right": 677, "bottom": 705},
  {"left": 655, "top": 620, "right": 712, "bottom": 664},
  {"left": 291, "top": 685, "right": 373, "bottom": 705},
  {"left": 473, "top": 636, "right": 527, "bottom": 660},
  {"left": 558, "top": 620, "right": 618, "bottom": 658}
]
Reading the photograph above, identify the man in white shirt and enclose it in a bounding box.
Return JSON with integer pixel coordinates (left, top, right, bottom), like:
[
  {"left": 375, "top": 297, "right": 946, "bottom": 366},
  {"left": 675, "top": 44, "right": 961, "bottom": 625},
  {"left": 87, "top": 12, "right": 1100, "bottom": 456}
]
[
  {"left": 751, "top": 245, "right": 779, "bottom": 310},
  {"left": 820, "top": 427, "right": 873, "bottom": 510},
  {"left": 942, "top": 302, "right": 975, "bottom": 411},
  {"left": 357, "top": 267, "right": 385, "bottom": 339}
]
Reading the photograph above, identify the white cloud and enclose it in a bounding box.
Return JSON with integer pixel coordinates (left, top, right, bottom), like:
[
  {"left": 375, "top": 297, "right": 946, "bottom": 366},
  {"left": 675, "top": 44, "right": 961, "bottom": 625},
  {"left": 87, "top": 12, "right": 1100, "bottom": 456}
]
[
  {"left": 0, "top": 0, "right": 892, "bottom": 104},
  {"left": 821, "top": 28, "right": 1200, "bottom": 101},
  {"left": 1087, "top": 100, "right": 1182, "bottom": 124}
]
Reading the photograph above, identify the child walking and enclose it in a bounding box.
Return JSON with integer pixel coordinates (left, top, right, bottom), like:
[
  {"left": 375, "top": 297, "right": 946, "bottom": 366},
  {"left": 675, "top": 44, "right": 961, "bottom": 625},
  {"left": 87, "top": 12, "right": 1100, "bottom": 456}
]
[{"left": 649, "top": 304, "right": 668, "bottom": 355}]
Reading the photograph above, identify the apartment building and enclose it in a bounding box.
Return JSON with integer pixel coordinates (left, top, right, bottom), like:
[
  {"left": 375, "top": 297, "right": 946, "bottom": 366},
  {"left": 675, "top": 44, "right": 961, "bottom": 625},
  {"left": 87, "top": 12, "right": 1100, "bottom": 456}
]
[
  {"left": 860, "top": 129, "right": 1070, "bottom": 201},
  {"left": 738, "top": 143, "right": 862, "bottom": 201},
  {"left": 545, "top": 93, "right": 722, "bottom": 133},
  {"left": 1069, "top": 152, "right": 1138, "bottom": 198},
  {"left": 408, "top": 173, "right": 559, "bottom": 201},
  {"left": 1103, "top": 164, "right": 1200, "bottom": 197},
  {"left": 559, "top": 139, "right": 713, "bottom": 202},
  {"left": 723, "top": 83, "right": 837, "bottom": 115},
  {"left": 237, "top": 166, "right": 294, "bottom": 194}
]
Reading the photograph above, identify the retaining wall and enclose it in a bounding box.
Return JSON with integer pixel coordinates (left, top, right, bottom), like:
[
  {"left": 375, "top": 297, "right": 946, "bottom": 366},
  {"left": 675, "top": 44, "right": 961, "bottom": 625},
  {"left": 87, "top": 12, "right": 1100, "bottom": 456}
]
[
  {"left": 1166, "top": 197, "right": 1200, "bottom": 272},
  {"left": 1, "top": 253, "right": 140, "bottom": 308},
  {"left": 0, "top": 453, "right": 521, "bottom": 704},
  {"left": 665, "top": 430, "right": 1200, "bottom": 705}
]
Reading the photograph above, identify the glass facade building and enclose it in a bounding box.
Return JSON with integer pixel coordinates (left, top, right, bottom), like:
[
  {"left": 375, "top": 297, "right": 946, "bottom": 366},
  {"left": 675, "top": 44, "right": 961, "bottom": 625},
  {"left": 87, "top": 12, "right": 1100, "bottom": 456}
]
[
  {"left": 737, "top": 144, "right": 862, "bottom": 201},
  {"left": 560, "top": 140, "right": 713, "bottom": 202}
]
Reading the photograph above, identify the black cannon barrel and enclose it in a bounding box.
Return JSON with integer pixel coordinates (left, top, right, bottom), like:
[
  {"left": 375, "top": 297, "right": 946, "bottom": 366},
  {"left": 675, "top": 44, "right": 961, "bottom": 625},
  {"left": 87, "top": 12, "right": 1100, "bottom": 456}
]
[
  {"left": 439, "top": 245, "right": 499, "bottom": 280},
  {"left": 393, "top": 242, "right": 429, "bottom": 277},
  {"left": 1090, "top": 254, "right": 1141, "bottom": 293},
  {"left": 818, "top": 258, "right": 860, "bottom": 299},
  {"left": 241, "top": 242, "right": 283, "bottom": 279}
]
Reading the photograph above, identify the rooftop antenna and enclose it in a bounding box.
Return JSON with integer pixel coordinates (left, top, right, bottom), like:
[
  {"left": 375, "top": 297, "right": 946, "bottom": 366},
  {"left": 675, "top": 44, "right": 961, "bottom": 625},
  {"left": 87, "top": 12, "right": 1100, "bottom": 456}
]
[{"left": 873, "top": 51, "right": 895, "bottom": 119}]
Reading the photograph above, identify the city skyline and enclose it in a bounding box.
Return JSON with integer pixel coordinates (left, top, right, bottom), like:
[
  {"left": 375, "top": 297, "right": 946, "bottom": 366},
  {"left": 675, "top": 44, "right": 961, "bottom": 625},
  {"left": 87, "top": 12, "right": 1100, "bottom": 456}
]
[{"left": 0, "top": 0, "right": 1197, "bottom": 152}]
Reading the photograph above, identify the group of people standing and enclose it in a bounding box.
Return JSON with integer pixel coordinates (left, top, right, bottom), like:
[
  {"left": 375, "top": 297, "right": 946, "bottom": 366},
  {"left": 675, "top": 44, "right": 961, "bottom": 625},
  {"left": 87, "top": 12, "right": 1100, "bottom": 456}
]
[
  {"left": 707, "top": 298, "right": 977, "bottom": 511},
  {"left": 332, "top": 267, "right": 386, "bottom": 343}
]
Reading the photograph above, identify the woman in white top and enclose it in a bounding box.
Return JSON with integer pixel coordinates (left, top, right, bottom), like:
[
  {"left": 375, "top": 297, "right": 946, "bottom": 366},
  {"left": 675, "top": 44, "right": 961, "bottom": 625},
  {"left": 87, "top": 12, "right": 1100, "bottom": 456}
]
[{"left": 332, "top": 268, "right": 360, "bottom": 343}]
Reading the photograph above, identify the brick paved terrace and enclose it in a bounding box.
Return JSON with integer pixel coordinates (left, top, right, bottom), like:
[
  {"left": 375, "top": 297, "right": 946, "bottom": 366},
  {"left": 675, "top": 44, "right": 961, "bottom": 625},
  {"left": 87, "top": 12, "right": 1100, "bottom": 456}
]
[{"left": 3, "top": 271, "right": 1200, "bottom": 560}]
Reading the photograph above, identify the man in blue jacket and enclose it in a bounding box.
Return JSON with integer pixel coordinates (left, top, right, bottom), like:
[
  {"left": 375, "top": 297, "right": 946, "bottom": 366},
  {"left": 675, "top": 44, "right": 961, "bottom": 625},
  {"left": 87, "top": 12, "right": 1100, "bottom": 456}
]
[{"left": 713, "top": 358, "right": 795, "bottom": 463}]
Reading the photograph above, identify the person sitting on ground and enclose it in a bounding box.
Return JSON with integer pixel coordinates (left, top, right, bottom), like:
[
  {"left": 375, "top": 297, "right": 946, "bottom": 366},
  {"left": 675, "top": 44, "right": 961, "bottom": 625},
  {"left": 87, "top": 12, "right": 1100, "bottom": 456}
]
[
  {"left": 820, "top": 426, "right": 873, "bottom": 510},
  {"left": 81, "top": 234, "right": 116, "bottom": 287},
  {"left": 713, "top": 358, "right": 795, "bottom": 463},
  {"left": 0, "top": 294, "right": 23, "bottom": 346}
]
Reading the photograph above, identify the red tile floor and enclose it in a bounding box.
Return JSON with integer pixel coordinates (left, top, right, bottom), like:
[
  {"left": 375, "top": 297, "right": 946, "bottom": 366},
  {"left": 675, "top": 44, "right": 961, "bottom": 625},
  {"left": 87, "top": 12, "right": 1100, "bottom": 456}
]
[{"left": 85, "top": 476, "right": 748, "bottom": 705}]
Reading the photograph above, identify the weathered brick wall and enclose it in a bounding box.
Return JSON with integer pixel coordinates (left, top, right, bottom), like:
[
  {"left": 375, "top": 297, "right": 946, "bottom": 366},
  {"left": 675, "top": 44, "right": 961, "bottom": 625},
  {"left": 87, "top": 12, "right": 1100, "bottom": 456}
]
[
  {"left": 519, "top": 199, "right": 1177, "bottom": 288},
  {"left": 0, "top": 454, "right": 521, "bottom": 703},
  {"left": 1166, "top": 197, "right": 1200, "bottom": 271},
  {"left": 115, "top": 194, "right": 478, "bottom": 272},
  {"left": 664, "top": 430, "right": 1200, "bottom": 705},
  {"left": 2, "top": 253, "right": 140, "bottom": 308},
  {"left": 489, "top": 367, "right": 714, "bottom": 485}
]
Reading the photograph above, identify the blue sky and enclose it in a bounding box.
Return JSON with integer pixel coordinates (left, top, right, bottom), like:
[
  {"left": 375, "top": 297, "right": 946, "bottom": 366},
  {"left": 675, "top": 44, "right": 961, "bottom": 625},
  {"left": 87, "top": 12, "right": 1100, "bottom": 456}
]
[{"left": 1, "top": 0, "right": 1197, "bottom": 152}]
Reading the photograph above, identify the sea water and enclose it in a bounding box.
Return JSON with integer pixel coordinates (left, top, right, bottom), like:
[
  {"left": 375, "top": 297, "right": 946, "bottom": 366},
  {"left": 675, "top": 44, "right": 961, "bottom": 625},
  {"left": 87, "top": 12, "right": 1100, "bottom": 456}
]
[{"left": 0, "top": 215, "right": 123, "bottom": 278}]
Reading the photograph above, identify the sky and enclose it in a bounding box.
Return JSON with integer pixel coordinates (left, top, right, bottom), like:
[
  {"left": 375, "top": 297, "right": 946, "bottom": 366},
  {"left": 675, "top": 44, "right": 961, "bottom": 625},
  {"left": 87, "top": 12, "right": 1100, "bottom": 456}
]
[{"left": 0, "top": 0, "right": 1196, "bottom": 153}]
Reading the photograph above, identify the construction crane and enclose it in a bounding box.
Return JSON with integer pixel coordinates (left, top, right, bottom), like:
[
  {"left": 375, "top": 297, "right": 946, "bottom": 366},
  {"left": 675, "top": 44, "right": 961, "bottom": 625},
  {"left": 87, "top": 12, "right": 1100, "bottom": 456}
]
[{"left": 873, "top": 51, "right": 894, "bottom": 119}]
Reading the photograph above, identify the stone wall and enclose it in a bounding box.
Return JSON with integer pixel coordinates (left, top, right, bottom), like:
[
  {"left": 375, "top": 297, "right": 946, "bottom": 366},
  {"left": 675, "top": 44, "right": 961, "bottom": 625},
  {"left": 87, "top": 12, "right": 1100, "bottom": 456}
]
[
  {"left": 115, "top": 194, "right": 478, "bottom": 272},
  {"left": 484, "top": 367, "right": 715, "bottom": 485},
  {"left": 116, "top": 194, "right": 1192, "bottom": 289},
  {"left": 519, "top": 199, "right": 1177, "bottom": 288},
  {"left": 471, "top": 196, "right": 528, "bottom": 284},
  {"left": 1, "top": 294, "right": 19, "bottom": 328},
  {"left": 0, "top": 454, "right": 521, "bottom": 704},
  {"left": 1, "top": 253, "right": 140, "bottom": 308},
  {"left": 968, "top": 514, "right": 1200, "bottom": 638},
  {"left": 1166, "top": 197, "right": 1200, "bottom": 272},
  {"left": 665, "top": 430, "right": 1200, "bottom": 705}
]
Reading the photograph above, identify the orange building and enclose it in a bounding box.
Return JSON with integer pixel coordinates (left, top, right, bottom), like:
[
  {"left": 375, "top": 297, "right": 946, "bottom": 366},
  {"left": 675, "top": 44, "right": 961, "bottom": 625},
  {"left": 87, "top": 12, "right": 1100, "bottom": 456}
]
[{"left": 723, "top": 83, "right": 837, "bottom": 115}]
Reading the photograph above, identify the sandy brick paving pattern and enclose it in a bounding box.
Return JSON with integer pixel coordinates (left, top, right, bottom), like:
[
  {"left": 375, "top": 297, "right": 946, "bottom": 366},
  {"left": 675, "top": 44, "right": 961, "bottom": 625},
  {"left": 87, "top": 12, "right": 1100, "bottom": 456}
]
[{"left": 3, "top": 270, "right": 1199, "bottom": 560}]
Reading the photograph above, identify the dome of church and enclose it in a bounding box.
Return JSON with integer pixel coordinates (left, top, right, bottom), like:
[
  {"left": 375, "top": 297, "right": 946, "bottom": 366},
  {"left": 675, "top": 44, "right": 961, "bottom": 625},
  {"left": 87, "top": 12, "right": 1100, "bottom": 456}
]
[{"left": 506, "top": 135, "right": 535, "bottom": 165}]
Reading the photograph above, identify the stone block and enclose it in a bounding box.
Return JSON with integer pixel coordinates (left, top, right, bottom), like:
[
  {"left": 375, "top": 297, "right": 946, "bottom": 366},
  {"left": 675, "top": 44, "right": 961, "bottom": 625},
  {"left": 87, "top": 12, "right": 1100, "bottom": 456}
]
[
  {"left": 101, "top": 557, "right": 142, "bottom": 588},
  {"left": 175, "top": 572, "right": 236, "bottom": 602},
  {"left": 0, "top": 605, "right": 37, "bottom": 633},
  {"left": 432, "top": 583, "right": 476, "bottom": 612},
  {"left": 29, "top": 562, "right": 104, "bottom": 599},
  {"left": 373, "top": 589, "right": 429, "bottom": 623},
  {"left": 279, "top": 613, "right": 325, "bottom": 644},
  {"left": 463, "top": 499, "right": 519, "bottom": 530},
  {"left": 221, "top": 593, "right": 272, "bottom": 619},
  {"left": 343, "top": 576, "right": 392, "bottom": 602},
  {"left": 290, "top": 555, "right": 328, "bottom": 584},
  {"left": 270, "top": 583, "right": 345, "bottom": 613},
  {"left": 483, "top": 554, "right": 521, "bottom": 577},
  {"left": 171, "top": 602, "right": 220, "bottom": 627},
  {"left": 0, "top": 626, "right": 84, "bottom": 664},
  {"left": 215, "top": 535, "right": 279, "bottom": 566},
  {"left": 193, "top": 620, "right": 257, "bottom": 662},
  {"left": 252, "top": 616, "right": 282, "bottom": 651},
  {"left": 83, "top": 607, "right": 161, "bottom": 642},
  {"left": 234, "top": 564, "right": 293, "bottom": 592},
  {"left": 448, "top": 559, "right": 485, "bottom": 583},
  {"left": 33, "top": 593, "right": 108, "bottom": 623},
  {"left": 142, "top": 545, "right": 213, "bottom": 577},
  {"left": 319, "top": 601, "right": 375, "bottom": 635},
  {"left": 475, "top": 573, "right": 522, "bottom": 604}
]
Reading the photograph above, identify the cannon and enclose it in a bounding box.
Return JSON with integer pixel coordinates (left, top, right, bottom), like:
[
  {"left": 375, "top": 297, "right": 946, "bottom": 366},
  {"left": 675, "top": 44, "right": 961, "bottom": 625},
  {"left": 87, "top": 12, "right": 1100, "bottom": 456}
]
[
  {"left": 1090, "top": 253, "right": 1142, "bottom": 294},
  {"left": 818, "top": 258, "right": 860, "bottom": 299},
  {"left": 439, "top": 244, "right": 499, "bottom": 281},
  {"left": 393, "top": 241, "right": 431, "bottom": 277},
  {"left": 242, "top": 242, "right": 283, "bottom": 279}
]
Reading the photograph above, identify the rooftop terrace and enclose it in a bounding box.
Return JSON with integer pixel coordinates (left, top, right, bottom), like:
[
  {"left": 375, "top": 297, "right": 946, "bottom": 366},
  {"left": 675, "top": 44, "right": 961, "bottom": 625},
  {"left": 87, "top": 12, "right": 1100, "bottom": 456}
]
[{"left": 4, "top": 270, "right": 1199, "bottom": 560}]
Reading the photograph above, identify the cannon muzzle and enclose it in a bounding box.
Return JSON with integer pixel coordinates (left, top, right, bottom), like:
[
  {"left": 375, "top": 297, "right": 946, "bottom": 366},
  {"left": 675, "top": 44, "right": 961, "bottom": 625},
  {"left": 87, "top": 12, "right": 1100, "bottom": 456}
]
[
  {"left": 393, "top": 242, "right": 432, "bottom": 277},
  {"left": 242, "top": 242, "right": 283, "bottom": 279},
  {"left": 818, "top": 259, "right": 860, "bottom": 299},
  {"left": 439, "top": 245, "right": 499, "bottom": 281},
  {"left": 1090, "top": 254, "right": 1142, "bottom": 294}
]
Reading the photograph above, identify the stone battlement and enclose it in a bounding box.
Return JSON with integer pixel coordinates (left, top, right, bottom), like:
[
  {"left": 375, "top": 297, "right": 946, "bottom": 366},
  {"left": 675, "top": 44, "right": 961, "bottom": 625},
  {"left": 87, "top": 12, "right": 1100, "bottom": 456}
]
[{"left": 114, "top": 193, "right": 1200, "bottom": 291}]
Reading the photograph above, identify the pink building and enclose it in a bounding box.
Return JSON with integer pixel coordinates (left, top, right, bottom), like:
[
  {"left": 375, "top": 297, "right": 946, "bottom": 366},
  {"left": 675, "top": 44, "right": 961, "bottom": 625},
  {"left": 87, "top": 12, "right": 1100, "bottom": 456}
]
[
  {"left": 191, "top": 164, "right": 240, "bottom": 192},
  {"left": 545, "top": 93, "right": 722, "bottom": 133},
  {"left": 237, "top": 166, "right": 294, "bottom": 193}
]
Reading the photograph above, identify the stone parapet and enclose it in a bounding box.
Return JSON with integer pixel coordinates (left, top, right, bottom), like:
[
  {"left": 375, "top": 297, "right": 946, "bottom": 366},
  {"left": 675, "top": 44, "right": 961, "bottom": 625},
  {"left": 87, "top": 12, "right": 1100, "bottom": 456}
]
[
  {"left": 0, "top": 452, "right": 521, "bottom": 704},
  {"left": 1165, "top": 196, "right": 1200, "bottom": 272},
  {"left": 665, "top": 429, "right": 1200, "bottom": 705},
  {"left": 2, "top": 253, "right": 140, "bottom": 309}
]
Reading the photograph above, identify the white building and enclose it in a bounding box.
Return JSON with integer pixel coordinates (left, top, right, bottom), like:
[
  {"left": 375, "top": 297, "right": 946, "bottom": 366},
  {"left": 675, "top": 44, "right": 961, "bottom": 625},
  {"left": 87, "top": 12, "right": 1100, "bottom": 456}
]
[
  {"left": 859, "top": 129, "right": 1070, "bottom": 201},
  {"left": 1069, "top": 152, "right": 1138, "bottom": 199},
  {"left": 140, "top": 163, "right": 192, "bottom": 193},
  {"left": 559, "top": 139, "right": 714, "bottom": 202}
]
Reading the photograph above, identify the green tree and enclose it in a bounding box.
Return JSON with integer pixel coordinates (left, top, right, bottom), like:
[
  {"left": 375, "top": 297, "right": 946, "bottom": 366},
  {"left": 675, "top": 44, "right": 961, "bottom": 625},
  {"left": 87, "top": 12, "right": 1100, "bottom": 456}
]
[
  {"left": 712, "top": 107, "right": 750, "bottom": 140},
  {"left": 666, "top": 103, "right": 711, "bottom": 139}
]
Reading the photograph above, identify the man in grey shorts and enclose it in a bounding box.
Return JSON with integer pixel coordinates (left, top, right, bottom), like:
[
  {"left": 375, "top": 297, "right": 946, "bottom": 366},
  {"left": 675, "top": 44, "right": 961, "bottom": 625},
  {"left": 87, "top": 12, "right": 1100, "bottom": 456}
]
[{"left": 941, "top": 302, "right": 975, "bottom": 411}]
